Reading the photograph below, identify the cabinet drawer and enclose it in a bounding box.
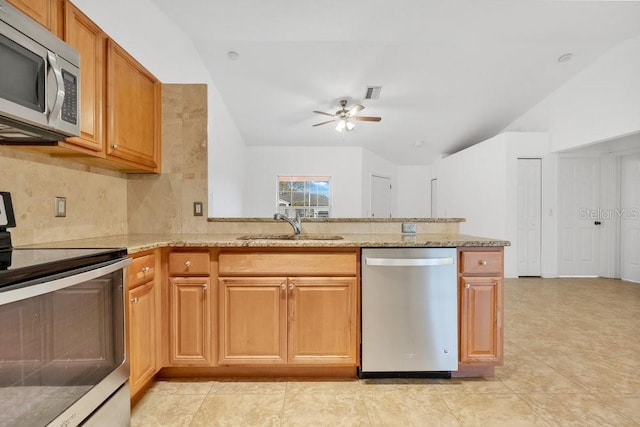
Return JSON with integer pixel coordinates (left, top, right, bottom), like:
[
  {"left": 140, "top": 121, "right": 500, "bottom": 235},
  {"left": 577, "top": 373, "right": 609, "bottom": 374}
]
[
  {"left": 219, "top": 252, "right": 357, "bottom": 276},
  {"left": 169, "top": 252, "right": 210, "bottom": 276},
  {"left": 129, "top": 253, "right": 156, "bottom": 288},
  {"left": 460, "top": 251, "right": 502, "bottom": 274}
]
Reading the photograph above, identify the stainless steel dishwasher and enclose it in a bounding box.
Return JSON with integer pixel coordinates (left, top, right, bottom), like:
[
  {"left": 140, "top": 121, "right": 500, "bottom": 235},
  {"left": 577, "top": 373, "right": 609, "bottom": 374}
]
[{"left": 360, "top": 248, "right": 458, "bottom": 378}]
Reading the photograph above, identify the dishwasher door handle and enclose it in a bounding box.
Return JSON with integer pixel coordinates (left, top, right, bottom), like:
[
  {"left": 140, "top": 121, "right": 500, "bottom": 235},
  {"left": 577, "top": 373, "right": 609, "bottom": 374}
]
[{"left": 365, "top": 257, "right": 454, "bottom": 267}]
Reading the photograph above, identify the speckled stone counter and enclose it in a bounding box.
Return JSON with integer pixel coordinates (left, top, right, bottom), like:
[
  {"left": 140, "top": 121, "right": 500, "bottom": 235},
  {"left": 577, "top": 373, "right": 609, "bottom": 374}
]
[{"left": 21, "top": 232, "right": 510, "bottom": 254}]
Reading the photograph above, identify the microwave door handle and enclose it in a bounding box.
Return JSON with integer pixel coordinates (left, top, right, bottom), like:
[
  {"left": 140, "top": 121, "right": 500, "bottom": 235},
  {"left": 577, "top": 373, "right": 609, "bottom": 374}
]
[{"left": 47, "top": 51, "right": 65, "bottom": 127}]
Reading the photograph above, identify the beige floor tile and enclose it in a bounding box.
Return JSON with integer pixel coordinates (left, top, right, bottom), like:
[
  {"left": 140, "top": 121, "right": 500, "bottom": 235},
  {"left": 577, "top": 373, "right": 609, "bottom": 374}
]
[
  {"left": 146, "top": 379, "right": 214, "bottom": 395},
  {"left": 210, "top": 379, "right": 287, "bottom": 395},
  {"left": 190, "top": 394, "right": 284, "bottom": 427},
  {"left": 499, "top": 360, "right": 588, "bottom": 394},
  {"left": 285, "top": 379, "right": 363, "bottom": 396},
  {"left": 364, "top": 392, "right": 460, "bottom": 426},
  {"left": 519, "top": 392, "right": 636, "bottom": 427},
  {"left": 440, "top": 392, "right": 549, "bottom": 426},
  {"left": 360, "top": 378, "right": 448, "bottom": 395},
  {"left": 596, "top": 393, "right": 640, "bottom": 424},
  {"left": 281, "top": 393, "right": 369, "bottom": 426},
  {"left": 131, "top": 393, "right": 206, "bottom": 427}
]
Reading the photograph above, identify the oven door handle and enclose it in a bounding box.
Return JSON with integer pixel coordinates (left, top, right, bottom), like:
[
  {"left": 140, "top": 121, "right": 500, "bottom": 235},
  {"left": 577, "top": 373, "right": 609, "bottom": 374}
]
[
  {"left": 0, "top": 257, "right": 132, "bottom": 306},
  {"left": 364, "top": 257, "right": 454, "bottom": 267}
]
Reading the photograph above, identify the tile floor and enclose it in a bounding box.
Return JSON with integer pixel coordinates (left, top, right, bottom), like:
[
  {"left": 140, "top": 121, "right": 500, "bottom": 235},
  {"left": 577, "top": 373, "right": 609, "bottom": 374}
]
[{"left": 132, "top": 278, "right": 640, "bottom": 426}]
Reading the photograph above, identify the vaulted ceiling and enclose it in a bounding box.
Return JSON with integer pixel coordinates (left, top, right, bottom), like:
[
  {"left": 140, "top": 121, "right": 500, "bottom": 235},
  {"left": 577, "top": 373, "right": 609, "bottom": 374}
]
[{"left": 149, "top": 0, "right": 640, "bottom": 165}]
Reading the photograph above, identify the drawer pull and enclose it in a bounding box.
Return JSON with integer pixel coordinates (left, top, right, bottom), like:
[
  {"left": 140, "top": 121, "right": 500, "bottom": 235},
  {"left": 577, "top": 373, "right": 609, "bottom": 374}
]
[
  {"left": 142, "top": 266, "right": 151, "bottom": 273},
  {"left": 185, "top": 260, "right": 191, "bottom": 268},
  {"left": 480, "top": 260, "right": 487, "bottom": 266}
]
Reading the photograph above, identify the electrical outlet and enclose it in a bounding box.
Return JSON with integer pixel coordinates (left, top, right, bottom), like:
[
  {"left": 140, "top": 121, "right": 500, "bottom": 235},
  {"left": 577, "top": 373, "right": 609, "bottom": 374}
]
[
  {"left": 54, "top": 197, "right": 66, "bottom": 217},
  {"left": 402, "top": 222, "right": 417, "bottom": 234},
  {"left": 193, "top": 202, "right": 203, "bottom": 216}
]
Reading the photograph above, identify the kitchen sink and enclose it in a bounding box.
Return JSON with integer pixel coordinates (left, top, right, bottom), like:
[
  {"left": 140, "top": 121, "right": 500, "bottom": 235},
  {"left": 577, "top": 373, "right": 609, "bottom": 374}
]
[{"left": 237, "top": 234, "right": 344, "bottom": 241}]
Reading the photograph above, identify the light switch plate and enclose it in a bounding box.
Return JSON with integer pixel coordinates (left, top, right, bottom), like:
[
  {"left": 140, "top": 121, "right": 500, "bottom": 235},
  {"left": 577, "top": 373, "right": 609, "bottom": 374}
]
[
  {"left": 193, "top": 202, "right": 203, "bottom": 216},
  {"left": 55, "top": 197, "right": 66, "bottom": 217},
  {"left": 402, "top": 222, "right": 417, "bottom": 234}
]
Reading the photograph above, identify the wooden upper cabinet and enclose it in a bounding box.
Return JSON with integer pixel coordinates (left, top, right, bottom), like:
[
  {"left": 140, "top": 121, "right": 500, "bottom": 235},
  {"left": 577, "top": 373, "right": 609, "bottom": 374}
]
[
  {"left": 7, "top": 0, "right": 62, "bottom": 35},
  {"left": 62, "top": 1, "right": 105, "bottom": 153},
  {"left": 106, "top": 39, "right": 161, "bottom": 173}
]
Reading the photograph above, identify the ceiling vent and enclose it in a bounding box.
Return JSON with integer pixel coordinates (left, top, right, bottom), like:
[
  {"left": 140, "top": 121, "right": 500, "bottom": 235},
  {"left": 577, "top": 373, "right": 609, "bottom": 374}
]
[{"left": 364, "top": 86, "right": 382, "bottom": 100}]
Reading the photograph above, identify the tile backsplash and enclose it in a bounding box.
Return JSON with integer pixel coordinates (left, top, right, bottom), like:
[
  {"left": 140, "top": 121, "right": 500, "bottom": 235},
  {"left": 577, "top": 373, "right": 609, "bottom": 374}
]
[{"left": 0, "top": 83, "right": 209, "bottom": 246}]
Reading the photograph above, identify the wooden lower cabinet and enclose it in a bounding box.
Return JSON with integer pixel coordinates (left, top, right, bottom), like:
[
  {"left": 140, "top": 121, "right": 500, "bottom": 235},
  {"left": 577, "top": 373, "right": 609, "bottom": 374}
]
[
  {"left": 128, "top": 280, "right": 156, "bottom": 395},
  {"left": 169, "top": 277, "right": 212, "bottom": 365},
  {"left": 219, "top": 278, "right": 287, "bottom": 365},
  {"left": 288, "top": 277, "right": 357, "bottom": 365},
  {"left": 457, "top": 247, "right": 504, "bottom": 370},
  {"left": 218, "top": 275, "right": 358, "bottom": 367}
]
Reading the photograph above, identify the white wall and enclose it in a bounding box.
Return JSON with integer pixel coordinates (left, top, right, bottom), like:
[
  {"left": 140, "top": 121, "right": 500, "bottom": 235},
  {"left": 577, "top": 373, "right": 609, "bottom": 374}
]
[
  {"left": 430, "top": 132, "right": 550, "bottom": 278},
  {"left": 72, "top": 0, "right": 247, "bottom": 217},
  {"left": 362, "top": 149, "right": 397, "bottom": 217},
  {"left": 397, "top": 166, "right": 431, "bottom": 217},
  {"left": 242, "top": 146, "right": 363, "bottom": 217},
  {"left": 504, "top": 35, "right": 640, "bottom": 153}
]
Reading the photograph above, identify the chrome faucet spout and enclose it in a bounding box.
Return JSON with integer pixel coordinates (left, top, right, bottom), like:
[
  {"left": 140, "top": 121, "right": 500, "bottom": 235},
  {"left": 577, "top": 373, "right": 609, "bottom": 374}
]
[{"left": 273, "top": 213, "right": 302, "bottom": 235}]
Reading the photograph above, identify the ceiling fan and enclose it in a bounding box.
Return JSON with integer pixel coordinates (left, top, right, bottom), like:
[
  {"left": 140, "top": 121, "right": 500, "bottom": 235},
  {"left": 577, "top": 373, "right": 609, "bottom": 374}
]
[{"left": 312, "top": 99, "right": 381, "bottom": 132}]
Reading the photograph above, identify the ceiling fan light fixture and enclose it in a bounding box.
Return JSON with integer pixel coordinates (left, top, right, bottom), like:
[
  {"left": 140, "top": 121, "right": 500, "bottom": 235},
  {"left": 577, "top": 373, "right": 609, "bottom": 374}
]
[{"left": 336, "top": 119, "right": 354, "bottom": 132}]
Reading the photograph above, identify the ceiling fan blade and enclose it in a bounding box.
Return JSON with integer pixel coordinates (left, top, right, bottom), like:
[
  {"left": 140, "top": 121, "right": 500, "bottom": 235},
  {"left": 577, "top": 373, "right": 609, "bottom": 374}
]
[
  {"left": 353, "top": 116, "right": 381, "bottom": 122},
  {"left": 312, "top": 111, "right": 335, "bottom": 117},
  {"left": 346, "top": 104, "right": 364, "bottom": 117},
  {"left": 312, "top": 119, "right": 336, "bottom": 127}
]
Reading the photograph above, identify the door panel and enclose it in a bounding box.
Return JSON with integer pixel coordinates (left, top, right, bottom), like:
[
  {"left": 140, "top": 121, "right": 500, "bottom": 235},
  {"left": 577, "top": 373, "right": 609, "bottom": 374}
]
[
  {"left": 371, "top": 175, "right": 392, "bottom": 218},
  {"left": 558, "top": 158, "right": 600, "bottom": 276},
  {"left": 517, "top": 159, "right": 542, "bottom": 276},
  {"left": 621, "top": 156, "right": 640, "bottom": 283}
]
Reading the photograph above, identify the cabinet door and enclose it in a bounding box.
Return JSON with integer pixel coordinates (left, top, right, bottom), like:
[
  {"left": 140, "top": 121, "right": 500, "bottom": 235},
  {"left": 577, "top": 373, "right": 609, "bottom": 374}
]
[
  {"left": 459, "top": 276, "right": 503, "bottom": 364},
  {"left": 219, "top": 277, "right": 287, "bottom": 365},
  {"left": 106, "top": 39, "right": 161, "bottom": 172},
  {"left": 169, "top": 277, "right": 211, "bottom": 365},
  {"left": 128, "top": 281, "right": 156, "bottom": 393},
  {"left": 7, "top": 0, "right": 61, "bottom": 34},
  {"left": 288, "top": 277, "right": 357, "bottom": 365},
  {"left": 63, "top": 1, "right": 105, "bottom": 152}
]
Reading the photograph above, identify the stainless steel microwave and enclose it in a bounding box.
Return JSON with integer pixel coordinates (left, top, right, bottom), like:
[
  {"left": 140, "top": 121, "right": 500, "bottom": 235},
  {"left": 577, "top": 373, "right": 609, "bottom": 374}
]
[{"left": 0, "top": 0, "right": 80, "bottom": 143}]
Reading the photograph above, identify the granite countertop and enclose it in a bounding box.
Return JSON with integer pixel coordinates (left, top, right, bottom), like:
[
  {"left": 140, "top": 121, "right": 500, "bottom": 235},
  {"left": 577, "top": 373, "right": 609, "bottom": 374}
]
[{"left": 21, "top": 233, "right": 510, "bottom": 254}]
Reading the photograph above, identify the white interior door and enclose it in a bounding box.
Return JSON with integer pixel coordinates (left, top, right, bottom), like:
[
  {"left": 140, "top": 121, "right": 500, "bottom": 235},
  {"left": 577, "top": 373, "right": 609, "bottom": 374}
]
[
  {"left": 621, "top": 155, "right": 640, "bottom": 283},
  {"left": 371, "top": 175, "right": 392, "bottom": 218},
  {"left": 558, "top": 157, "right": 601, "bottom": 276},
  {"left": 517, "top": 159, "right": 542, "bottom": 276}
]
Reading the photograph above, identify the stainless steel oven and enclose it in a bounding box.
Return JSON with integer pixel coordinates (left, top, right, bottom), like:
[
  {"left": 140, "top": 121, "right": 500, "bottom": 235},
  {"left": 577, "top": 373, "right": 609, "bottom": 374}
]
[{"left": 0, "top": 249, "right": 131, "bottom": 426}]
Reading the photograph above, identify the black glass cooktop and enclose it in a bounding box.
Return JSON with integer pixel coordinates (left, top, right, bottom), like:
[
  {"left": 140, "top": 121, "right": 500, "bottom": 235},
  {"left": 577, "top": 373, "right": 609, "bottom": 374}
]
[{"left": 0, "top": 248, "right": 127, "bottom": 289}]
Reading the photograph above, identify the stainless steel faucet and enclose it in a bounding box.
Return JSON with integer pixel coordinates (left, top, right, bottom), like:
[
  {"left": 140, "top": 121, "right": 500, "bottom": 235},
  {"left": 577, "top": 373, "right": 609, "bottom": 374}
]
[{"left": 274, "top": 212, "right": 302, "bottom": 235}]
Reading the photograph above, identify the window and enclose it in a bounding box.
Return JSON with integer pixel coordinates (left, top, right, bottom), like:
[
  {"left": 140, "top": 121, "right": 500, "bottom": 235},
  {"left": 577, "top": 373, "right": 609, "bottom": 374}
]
[{"left": 278, "top": 176, "right": 331, "bottom": 218}]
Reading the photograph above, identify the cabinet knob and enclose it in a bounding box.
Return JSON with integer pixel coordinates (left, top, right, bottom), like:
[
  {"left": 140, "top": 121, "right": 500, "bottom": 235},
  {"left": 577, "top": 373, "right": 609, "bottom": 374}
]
[
  {"left": 142, "top": 266, "right": 151, "bottom": 273},
  {"left": 184, "top": 260, "right": 191, "bottom": 268},
  {"left": 280, "top": 283, "right": 286, "bottom": 290},
  {"left": 111, "top": 144, "right": 118, "bottom": 150},
  {"left": 465, "top": 283, "right": 471, "bottom": 289},
  {"left": 288, "top": 283, "right": 294, "bottom": 290},
  {"left": 480, "top": 260, "right": 487, "bottom": 266},
  {"left": 202, "top": 283, "right": 207, "bottom": 290},
  {"left": 130, "top": 297, "right": 138, "bottom": 304}
]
